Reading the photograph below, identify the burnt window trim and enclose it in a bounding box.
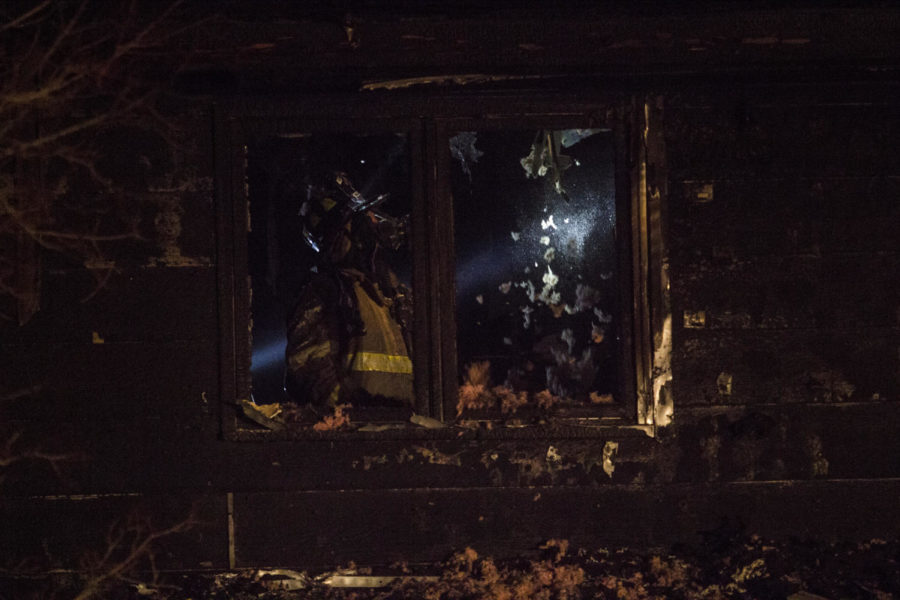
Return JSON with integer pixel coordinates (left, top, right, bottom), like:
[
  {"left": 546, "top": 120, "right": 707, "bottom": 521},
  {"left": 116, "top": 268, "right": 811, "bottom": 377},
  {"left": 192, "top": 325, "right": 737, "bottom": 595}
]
[{"left": 214, "top": 93, "right": 669, "bottom": 441}]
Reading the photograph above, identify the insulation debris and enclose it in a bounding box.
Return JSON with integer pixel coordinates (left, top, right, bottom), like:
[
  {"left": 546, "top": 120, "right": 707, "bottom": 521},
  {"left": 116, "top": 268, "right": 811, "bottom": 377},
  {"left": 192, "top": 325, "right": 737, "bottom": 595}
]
[
  {"left": 593, "top": 307, "right": 613, "bottom": 323},
  {"left": 549, "top": 303, "right": 566, "bottom": 318},
  {"left": 575, "top": 284, "right": 602, "bottom": 311},
  {"left": 561, "top": 328, "right": 575, "bottom": 353},
  {"left": 560, "top": 128, "right": 602, "bottom": 148},
  {"left": 312, "top": 404, "right": 351, "bottom": 431},
  {"left": 518, "top": 280, "right": 536, "bottom": 302},
  {"left": 538, "top": 285, "right": 560, "bottom": 306},
  {"left": 520, "top": 130, "right": 574, "bottom": 197},
  {"left": 542, "top": 266, "right": 559, "bottom": 287},
  {"left": 541, "top": 215, "right": 558, "bottom": 230},
  {"left": 449, "top": 131, "right": 484, "bottom": 180},
  {"left": 457, "top": 361, "right": 493, "bottom": 414},
  {"left": 590, "top": 392, "right": 614, "bottom": 404},
  {"left": 535, "top": 389, "right": 561, "bottom": 409},
  {"left": 521, "top": 305, "right": 534, "bottom": 328}
]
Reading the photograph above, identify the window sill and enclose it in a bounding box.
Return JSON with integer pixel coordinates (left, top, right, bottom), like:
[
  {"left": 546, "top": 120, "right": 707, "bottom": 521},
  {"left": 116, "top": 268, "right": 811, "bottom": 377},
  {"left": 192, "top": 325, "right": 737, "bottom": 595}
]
[{"left": 227, "top": 416, "right": 654, "bottom": 442}]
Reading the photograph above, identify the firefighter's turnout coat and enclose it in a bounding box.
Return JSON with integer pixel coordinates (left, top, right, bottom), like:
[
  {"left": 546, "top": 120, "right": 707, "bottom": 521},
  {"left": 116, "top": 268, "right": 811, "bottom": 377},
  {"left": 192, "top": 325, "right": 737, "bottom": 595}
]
[{"left": 285, "top": 268, "right": 413, "bottom": 407}]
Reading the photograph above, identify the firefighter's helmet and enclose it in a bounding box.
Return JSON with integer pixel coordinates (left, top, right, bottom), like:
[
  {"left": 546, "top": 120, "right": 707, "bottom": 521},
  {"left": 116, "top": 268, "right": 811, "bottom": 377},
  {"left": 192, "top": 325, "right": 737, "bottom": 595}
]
[{"left": 300, "top": 172, "right": 407, "bottom": 260}]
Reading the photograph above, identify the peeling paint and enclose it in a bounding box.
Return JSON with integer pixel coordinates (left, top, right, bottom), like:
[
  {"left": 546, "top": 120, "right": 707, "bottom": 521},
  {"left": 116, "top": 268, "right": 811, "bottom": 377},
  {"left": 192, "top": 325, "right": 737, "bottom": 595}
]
[
  {"left": 413, "top": 445, "right": 462, "bottom": 466},
  {"left": 546, "top": 445, "right": 562, "bottom": 466},
  {"left": 809, "top": 370, "right": 855, "bottom": 402},
  {"left": 147, "top": 199, "right": 210, "bottom": 267},
  {"left": 602, "top": 441, "right": 618, "bottom": 478},
  {"left": 803, "top": 434, "right": 829, "bottom": 477},
  {"left": 683, "top": 311, "right": 706, "bottom": 329},
  {"left": 360, "top": 73, "right": 550, "bottom": 91},
  {"left": 652, "top": 315, "right": 673, "bottom": 427},
  {"left": 684, "top": 181, "right": 714, "bottom": 204},
  {"left": 716, "top": 372, "right": 733, "bottom": 396}
]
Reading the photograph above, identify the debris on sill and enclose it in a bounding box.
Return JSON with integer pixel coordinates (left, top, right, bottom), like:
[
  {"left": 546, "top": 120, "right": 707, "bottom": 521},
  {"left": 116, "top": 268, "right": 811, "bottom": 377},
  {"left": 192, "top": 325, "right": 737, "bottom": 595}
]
[
  {"left": 313, "top": 403, "right": 352, "bottom": 431},
  {"left": 456, "top": 359, "right": 616, "bottom": 418},
  {"left": 254, "top": 569, "right": 309, "bottom": 591},
  {"left": 324, "top": 574, "right": 440, "bottom": 588},
  {"left": 410, "top": 414, "right": 445, "bottom": 429},
  {"left": 357, "top": 423, "right": 403, "bottom": 432},
  {"left": 241, "top": 399, "right": 285, "bottom": 430}
]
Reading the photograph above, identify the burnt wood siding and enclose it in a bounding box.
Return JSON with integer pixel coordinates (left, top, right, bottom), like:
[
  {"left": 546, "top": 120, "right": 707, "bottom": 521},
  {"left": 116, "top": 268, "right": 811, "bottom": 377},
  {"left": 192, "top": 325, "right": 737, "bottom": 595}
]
[{"left": 1, "top": 8, "right": 899, "bottom": 572}]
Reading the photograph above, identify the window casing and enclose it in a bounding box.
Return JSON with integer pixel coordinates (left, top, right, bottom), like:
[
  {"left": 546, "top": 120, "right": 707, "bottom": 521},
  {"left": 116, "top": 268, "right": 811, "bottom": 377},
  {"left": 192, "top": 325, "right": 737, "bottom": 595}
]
[{"left": 215, "top": 94, "right": 669, "bottom": 438}]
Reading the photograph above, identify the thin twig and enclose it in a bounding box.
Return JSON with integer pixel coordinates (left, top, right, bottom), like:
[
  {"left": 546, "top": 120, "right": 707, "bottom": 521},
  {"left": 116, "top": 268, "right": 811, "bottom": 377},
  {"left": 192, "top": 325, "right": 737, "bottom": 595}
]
[{"left": 0, "top": 1, "right": 52, "bottom": 34}]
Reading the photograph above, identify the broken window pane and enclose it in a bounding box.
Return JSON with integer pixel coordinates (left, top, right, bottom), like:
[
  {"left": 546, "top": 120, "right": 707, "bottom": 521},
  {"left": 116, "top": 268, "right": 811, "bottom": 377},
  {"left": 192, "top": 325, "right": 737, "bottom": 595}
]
[
  {"left": 246, "top": 133, "right": 413, "bottom": 409},
  {"left": 452, "top": 129, "right": 619, "bottom": 409}
]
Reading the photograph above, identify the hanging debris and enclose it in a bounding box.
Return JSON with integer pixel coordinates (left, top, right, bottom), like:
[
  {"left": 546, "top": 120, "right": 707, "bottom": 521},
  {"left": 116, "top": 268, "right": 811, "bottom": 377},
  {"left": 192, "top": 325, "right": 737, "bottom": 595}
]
[
  {"left": 520, "top": 130, "right": 574, "bottom": 198},
  {"left": 449, "top": 131, "right": 484, "bottom": 180}
]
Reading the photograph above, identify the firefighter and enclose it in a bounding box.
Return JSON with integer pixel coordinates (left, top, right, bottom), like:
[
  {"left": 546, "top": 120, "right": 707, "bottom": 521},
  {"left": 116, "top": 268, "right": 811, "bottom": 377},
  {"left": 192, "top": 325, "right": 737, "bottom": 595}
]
[{"left": 285, "top": 172, "right": 413, "bottom": 408}]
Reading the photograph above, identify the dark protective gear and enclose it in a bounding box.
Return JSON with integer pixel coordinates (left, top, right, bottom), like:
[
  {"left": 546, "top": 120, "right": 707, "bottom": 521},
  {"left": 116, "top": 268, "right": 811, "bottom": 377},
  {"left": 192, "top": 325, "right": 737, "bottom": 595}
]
[
  {"left": 287, "top": 172, "right": 413, "bottom": 408},
  {"left": 285, "top": 269, "right": 413, "bottom": 407},
  {"left": 300, "top": 172, "right": 407, "bottom": 261}
]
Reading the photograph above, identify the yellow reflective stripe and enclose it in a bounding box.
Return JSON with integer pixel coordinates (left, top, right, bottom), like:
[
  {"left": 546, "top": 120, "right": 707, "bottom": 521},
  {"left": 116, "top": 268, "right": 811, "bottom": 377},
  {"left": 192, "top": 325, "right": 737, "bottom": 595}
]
[
  {"left": 287, "top": 341, "right": 331, "bottom": 369},
  {"left": 347, "top": 351, "right": 412, "bottom": 374}
]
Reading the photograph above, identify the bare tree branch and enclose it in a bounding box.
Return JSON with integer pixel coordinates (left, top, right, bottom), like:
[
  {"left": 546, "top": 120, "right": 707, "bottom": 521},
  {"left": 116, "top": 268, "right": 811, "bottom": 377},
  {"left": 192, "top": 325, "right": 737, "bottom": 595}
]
[
  {"left": 0, "top": 1, "right": 196, "bottom": 321},
  {"left": 0, "top": 1, "right": 51, "bottom": 33},
  {"left": 72, "top": 508, "right": 198, "bottom": 600}
]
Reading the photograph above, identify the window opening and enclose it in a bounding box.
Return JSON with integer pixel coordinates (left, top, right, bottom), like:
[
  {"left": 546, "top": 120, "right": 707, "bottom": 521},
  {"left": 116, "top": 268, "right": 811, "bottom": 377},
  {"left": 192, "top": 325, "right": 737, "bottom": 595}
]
[
  {"left": 451, "top": 129, "right": 622, "bottom": 414},
  {"left": 219, "top": 97, "right": 669, "bottom": 437},
  {"left": 245, "top": 132, "right": 414, "bottom": 421}
]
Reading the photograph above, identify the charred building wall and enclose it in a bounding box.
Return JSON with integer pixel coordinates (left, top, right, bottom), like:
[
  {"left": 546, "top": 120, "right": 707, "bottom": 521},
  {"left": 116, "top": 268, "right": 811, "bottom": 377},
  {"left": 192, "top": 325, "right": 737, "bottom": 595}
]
[{"left": 0, "top": 5, "right": 898, "bottom": 573}]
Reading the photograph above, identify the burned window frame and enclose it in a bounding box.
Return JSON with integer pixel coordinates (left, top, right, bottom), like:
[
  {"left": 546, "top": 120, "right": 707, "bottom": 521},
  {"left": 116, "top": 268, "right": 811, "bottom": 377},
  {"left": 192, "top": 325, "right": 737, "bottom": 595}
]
[{"left": 214, "top": 94, "right": 669, "bottom": 439}]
